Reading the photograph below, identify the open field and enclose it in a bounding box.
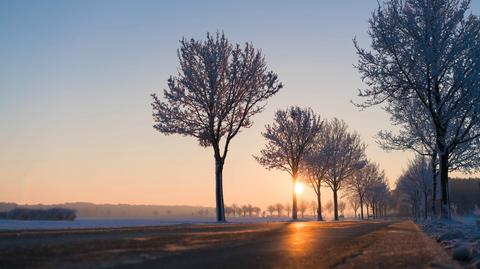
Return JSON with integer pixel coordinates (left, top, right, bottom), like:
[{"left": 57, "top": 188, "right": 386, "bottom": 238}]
[
  {"left": 0, "top": 217, "right": 294, "bottom": 230},
  {"left": 0, "top": 220, "right": 459, "bottom": 269}
]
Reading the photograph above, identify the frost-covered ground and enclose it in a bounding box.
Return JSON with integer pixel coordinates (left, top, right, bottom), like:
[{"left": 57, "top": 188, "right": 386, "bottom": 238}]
[
  {"left": 0, "top": 216, "right": 296, "bottom": 230},
  {"left": 419, "top": 216, "right": 480, "bottom": 268}
]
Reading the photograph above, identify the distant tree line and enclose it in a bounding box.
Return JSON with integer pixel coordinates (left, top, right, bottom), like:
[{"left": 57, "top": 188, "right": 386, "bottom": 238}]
[
  {"left": 395, "top": 161, "right": 480, "bottom": 218},
  {"left": 0, "top": 208, "right": 76, "bottom": 221},
  {"left": 0, "top": 203, "right": 214, "bottom": 218}
]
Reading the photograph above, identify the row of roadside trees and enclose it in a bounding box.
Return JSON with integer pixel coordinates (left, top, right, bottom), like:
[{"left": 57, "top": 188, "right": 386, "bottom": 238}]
[
  {"left": 255, "top": 107, "right": 391, "bottom": 221},
  {"left": 150, "top": 0, "right": 480, "bottom": 222},
  {"left": 224, "top": 200, "right": 350, "bottom": 219},
  {"left": 151, "top": 34, "right": 392, "bottom": 221}
]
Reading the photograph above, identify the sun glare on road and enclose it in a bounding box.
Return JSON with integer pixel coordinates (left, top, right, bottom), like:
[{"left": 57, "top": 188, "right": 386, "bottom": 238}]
[{"left": 295, "top": 182, "right": 304, "bottom": 195}]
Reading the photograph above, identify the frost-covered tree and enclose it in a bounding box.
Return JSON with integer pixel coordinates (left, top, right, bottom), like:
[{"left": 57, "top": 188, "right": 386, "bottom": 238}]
[
  {"left": 151, "top": 32, "right": 282, "bottom": 222},
  {"left": 325, "top": 200, "right": 333, "bottom": 216},
  {"left": 354, "top": 0, "right": 480, "bottom": 219},
  {"left": 396, "top": 155, "right": 433, "bottom": 218},
  {"left": 345, "top": 161, "right": 381, "bottom": 219},
  {"left": 322, "top": 118, "right": 366, "bottom": 220},
  {"left": 253, "top": 206, "right": 261, "bottom": 217},
  {"left": 274, "top": 203, "right": 284, "bottom": 217},
  {"left": 284, "top": 203, "right": 291, "bottom": 217},
  {"left": 267, "top": 205, "right": 275, "bottom": 217},
  {"left": 310, "top": 201, "right": 317, "bottom": 217},
  {"left": 231, "top": 203, "right": 239, "bottom": 217},
  {"left": 302, "top": 121, "right": 332, "bottom": 221},
  {"left": 246, "top": 204, "right": 254, "bottom": 216},
  {"left": 255, "top": 107, "right": 323, "bottom": 220},
  {"left": 298, "top": 199, "right": 308, "bottom": 218},
  {"left": 365, "top": 173, "right": 390, "bottom": 219},
  {"left": 348, "top": 194, "right": 361, "bottom": 218},
  {"left": 241, "top": 205, "right": 248, "bottom": 217},
  {"left": 338, "top": 200, "right": 347, "bottom": 216}
]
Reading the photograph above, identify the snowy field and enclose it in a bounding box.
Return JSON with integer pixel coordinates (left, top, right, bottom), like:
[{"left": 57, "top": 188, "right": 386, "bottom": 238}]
[{"left": 0, "top": 217, "right": 296, "bottom": 230}]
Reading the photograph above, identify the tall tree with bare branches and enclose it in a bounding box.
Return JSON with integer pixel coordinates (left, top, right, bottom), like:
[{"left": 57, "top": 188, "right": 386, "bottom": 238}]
[
  {"left": 151, "top": 32, "right": 282, "bottom": 222},
  {"left": 255, "top": 107, "right": 323, "bottom": 220},
  {"left": 302, "top": 121, "right": 332, "bottom": 221},
  {"left": 322, "top": 118, "right": 366, "bottom": 221},
  {"left": 354, "top": 0, "right": 480, "bottom": 218}
]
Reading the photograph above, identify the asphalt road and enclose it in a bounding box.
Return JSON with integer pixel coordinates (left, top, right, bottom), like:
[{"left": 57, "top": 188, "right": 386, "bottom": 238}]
[{"left": 0, "top": 220, "right": 459, "bottom": 269}]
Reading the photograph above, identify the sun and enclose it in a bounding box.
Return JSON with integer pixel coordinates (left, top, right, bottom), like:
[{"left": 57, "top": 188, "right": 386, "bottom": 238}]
[{"left": 295, "top": 182, "right": 304, "bottom": 195}]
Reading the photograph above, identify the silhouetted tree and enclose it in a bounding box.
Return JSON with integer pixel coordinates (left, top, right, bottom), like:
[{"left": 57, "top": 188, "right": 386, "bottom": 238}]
[
  {"left": 255, "top": 107, "right": 323, "bottom": 220},
  {"left": 322, "top": 119, "right": 366, "bottom": 220},
  {"left": 345, "top": 161, "right": 381, "bottom": 219},
  {"left": 302, "top": 121, "right": 331, "bottom": 221},
  {"left": 325, "top": 201, "right": 333, "bottom": 216},
  {"left": 298, "top": 199, "right": 308, "bottom": 218},
  {"left": 152, "top": 32, "right": 282, "bottom": 222},
  {"left": 267, "top": 205, "right": 275, "bottom": 217},
  {"left": 284, "top": 203, "right": 291, "bottom": 217},
  {"left": 253, "top": 206, "right": 261, "bottom": 216},
  {"left": 348, "top": 195, "right": 360, "bottom": 218},
  {"left": 310, "top": 201, "right": 317, "bottom": 217},
  {"left": 274, "top": 203, "right": 284, "bottom": 217},
  {"left": 338, "top": 200, "right": 346, "bottom": 216}
]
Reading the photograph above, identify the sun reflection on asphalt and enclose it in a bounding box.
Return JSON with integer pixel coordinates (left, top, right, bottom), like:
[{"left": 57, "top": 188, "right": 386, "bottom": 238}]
[{"left": 286, "top": 222, "right": 310, "bottom": 257}]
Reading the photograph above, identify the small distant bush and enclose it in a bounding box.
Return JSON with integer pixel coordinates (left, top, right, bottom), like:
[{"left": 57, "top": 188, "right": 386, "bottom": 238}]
[{"left": 0, "top": 208, "right": 76, "bottom": 221}]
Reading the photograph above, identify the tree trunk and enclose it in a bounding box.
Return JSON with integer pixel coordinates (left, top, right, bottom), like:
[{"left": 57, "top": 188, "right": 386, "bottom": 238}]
[
  {"left": 333, "top": 189, "right": 339, "bottom": 221},
  {"left": 431, "top": 153, "right": 437, "bottom": 218},
  {"left": 439, "top": 153, "right": 450, "bottom": 219},
  {"left": 292, "top": 175, "right": 298, "bottom": 220},
  {"left": 366, "top": 203, "right": 369, "bottom": 219},
  {"left": 424, "top": 191, "right": 428, "bottom": 219},
  {"left": 360, "top": 197, "right": 364, "bottom": 219},
  {"left": 316, "top": 189, "right": 323, "bottom": 221},
  {"left": 372, "top": 202, "right": 376, "bottom": 219},
  {"left": 215, "top": 158, "right": 226, "bottom": 222}
]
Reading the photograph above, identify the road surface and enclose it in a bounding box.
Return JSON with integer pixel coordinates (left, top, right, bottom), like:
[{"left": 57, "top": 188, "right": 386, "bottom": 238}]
[{"left": 0, "top": 220, "right": 459, "bottom": 268}]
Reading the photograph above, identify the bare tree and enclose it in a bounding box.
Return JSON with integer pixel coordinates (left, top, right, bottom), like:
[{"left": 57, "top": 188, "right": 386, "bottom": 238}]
[
  {"left": 274, "top": 203, "right": 284, "bottom": 217},
  {"left": 310, "top": 201, "right": 317, "bottom": 217},
  {"left": 284, "top": 203, "right": 291, "bottom": 217},
  {"left": 235, "top": 206, "right": 243, "bottom": 217},
  {"left": 255, "top": 107, "right": 323, "bottom": 220},
  {"left": 348, "top": 194, "right": 360, "bottom": 218},
  {"left": 323, "top": 118, "right": 366, "bottom": 220},
  {"left": 302, "top": 121, "right": 332, "bottom": 221},
  {"left": 225, "top": 206, "right": 233, "bottom": 217},
  {"left": 247, "top": 204, "right": 254, "bottom": 217},
  {"left": 338, "top": 200, "right": 346, "bottom": 217},
  {"left": 325, "top": 201, "right": 333, "bottom": 217},
  {"left": 365, "top": 171, "right": 390, "bottom": 219},
  {"left": 298, "top": 199, "right": 308, "bottom": 218},
  {"left": 231, "top": 203, "right": 239, "bottom": 217},
  {"left": 253, "top": 206, "right": 261, "bottom": 217},
  {"left": 267, "top": 205, "right": 275, "bottom": 217},
  {"left": 345, "top": 161, "right": 380, "bottom": 219},
  {"left": 151, "top": 32, "right": 282, "bottom": 222},
  {"left": 396, "top": 156, "right": 433, "bottom": 219},
  {"left": 354, "top": 0, "right": 480, "bottom": 219},
  {"left": 241, "top": 205, "right": 248, "bottom": 217}
]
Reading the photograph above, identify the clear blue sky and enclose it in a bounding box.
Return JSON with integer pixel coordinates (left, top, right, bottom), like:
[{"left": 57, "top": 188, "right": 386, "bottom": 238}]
[{"left": 1, "top": 1, "right": 479, "bottom": 207}]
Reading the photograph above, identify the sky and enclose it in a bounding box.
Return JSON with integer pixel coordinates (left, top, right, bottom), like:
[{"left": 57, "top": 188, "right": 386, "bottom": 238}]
[{"left": 1, "top": 0, "right": 479, "bottom": 209}]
